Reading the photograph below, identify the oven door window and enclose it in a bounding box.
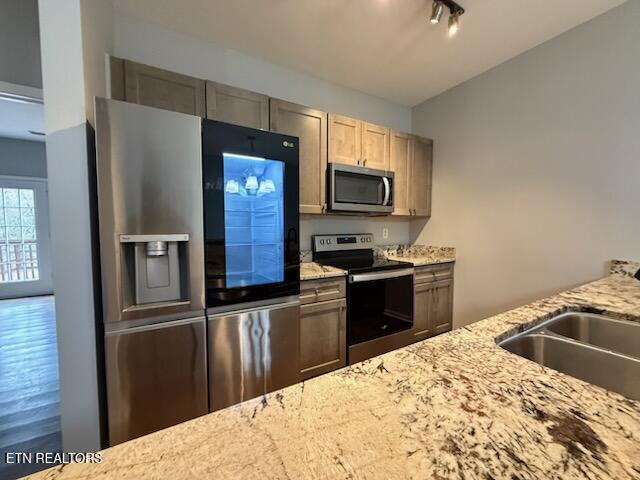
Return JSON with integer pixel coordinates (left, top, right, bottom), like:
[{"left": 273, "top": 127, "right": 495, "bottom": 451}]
[
  {"left": 348, "top": 274, "right": 413, "bottom": 345},
  {"left": 334, "top": 171, "right": 385, "bottom": 205}
]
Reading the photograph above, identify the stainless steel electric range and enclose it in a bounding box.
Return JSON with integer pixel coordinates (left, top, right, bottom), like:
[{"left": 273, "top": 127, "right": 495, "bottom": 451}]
[{"left": 312, "top": 234, "right": 415, "bottom": 364}]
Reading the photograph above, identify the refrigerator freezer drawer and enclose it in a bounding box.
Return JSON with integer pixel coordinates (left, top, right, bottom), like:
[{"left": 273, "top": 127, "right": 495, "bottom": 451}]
[
  {"left": 105, "top": 317, "right": 208, "bottom": 446},
  {"left": 208, "top": 299, "right": 301, "bottom": 411}
]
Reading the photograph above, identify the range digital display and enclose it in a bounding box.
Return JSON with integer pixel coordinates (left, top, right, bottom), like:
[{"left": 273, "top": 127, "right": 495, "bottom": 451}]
[{"left": 337, "top": 236, "right": 357, "bottom": 244}]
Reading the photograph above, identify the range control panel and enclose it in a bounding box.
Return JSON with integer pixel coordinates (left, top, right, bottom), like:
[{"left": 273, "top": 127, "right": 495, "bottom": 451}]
[{"left": 312, "top": 233, "right": 374, "bottom": 252}]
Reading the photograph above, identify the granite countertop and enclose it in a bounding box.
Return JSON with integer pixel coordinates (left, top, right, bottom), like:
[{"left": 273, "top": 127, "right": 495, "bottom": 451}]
[
  {"left": 378, "top": 245, "right": 456, "bottom": 266},
  {"left": 299, "top": 245, "right": 456, "bottom": 280},
  {"left": 299, "top": 261, "right": 347, "bottom": 281},
  {"left": 31, "top": 261, "right": 640, "bottom": 479}
]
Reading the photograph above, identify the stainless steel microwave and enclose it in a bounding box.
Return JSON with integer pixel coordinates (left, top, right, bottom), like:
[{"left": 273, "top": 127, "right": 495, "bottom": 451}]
[{"left": 327, "top": 163, "right": 394, "bottom": 215}]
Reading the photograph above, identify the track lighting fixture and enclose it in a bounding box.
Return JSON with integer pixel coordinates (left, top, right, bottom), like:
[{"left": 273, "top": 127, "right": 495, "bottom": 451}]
[
  {"left": 448, "top": 11, "right": 460, "bottom": 36},
  {"left": 428, "top": 0, "right": 464, "bottom": 36},
  {"left": 430, "top": 1, "right": 444, "bottom": 24}
]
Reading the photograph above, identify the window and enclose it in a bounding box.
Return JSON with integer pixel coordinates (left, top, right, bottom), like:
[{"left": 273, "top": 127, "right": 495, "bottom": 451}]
[{"left": 0, "top": 188, "right": 39, "bottom": 283}]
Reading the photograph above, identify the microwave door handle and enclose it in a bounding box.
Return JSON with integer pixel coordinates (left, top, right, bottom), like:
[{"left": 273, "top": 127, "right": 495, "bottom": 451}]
[{"left": 382, "top": 177, "right": 391, "bottom": 206}]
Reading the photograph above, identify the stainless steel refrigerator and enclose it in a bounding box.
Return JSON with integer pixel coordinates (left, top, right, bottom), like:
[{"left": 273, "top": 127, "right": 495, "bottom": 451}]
[
  {"left": 95, "top": 98, "right": 207, "bottom": 446},
  {"left": 95, "top": 98, "right": 301, "bottom": 446}
]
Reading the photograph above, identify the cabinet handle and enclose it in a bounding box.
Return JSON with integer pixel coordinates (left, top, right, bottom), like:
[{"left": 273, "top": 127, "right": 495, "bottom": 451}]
[
  {"left": 363, "top": 158, "right": 367, "bottom": 166},
  {"left": 317, "top": 288, "right": 341, "bottom": 298}
]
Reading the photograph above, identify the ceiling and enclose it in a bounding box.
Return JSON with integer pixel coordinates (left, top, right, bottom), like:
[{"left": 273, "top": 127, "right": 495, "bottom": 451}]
[
  {"left": 0, "top": 98, "right": 44, "bottom": 142},
  {"left": 112, "top": 0, "right": 627, "bottom": 106}
]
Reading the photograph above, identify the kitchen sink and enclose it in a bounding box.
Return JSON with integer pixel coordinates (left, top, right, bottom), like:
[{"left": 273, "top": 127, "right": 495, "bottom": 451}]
[
  {"left": 545, "top": 313, "right": 640, "bottom": 359},
  {"left": 499, "top": 312, "right": 640, "bottom": 401}
]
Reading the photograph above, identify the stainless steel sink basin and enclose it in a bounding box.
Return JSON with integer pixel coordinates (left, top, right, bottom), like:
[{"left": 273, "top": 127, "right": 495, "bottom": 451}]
[
  {"left": 546, "top": 313, "right": 640, "bottom": 359},
  {"left": 501, "top": 333, "right": 640, "bottom": 400},
  {"left": 499, "top": 312, "right": 640, "bottom": 401}
]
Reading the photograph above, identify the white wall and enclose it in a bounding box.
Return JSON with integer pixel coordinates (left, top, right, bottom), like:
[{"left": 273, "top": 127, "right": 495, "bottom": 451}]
[
  {"left": 300, "top": 216, "right": 410, "bottom": 251},
  {"left": 113, "top": 13, "right": 413, "bottom": 245},
  {"left": 113, "top": 14, "right": 411, "bottom": 132},
  {"left": 38, "top": 0, "right": 113, "bottom": 452},
  {"left": 0, "top": 137, "right": 47, "bottom": 177},
  {"left": 411, "top": 0, "right": 640, "bottom": 328}
]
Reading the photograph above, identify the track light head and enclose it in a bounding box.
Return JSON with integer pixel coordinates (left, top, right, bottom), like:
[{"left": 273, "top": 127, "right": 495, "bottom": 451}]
[
  {"left": 430, "top": 1, "right": 444, "bottom": 24},
  {"left": 428, "top": 0, "right": 464, "bottom": 36},
  {"left": 448, "top": 11, "right": 460, "bottom": 36}
]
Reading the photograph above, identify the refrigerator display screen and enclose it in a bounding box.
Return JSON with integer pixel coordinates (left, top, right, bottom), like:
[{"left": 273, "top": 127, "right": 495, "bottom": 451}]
[{"left": 223, "top": 153, "right": 284, "bottom": 288}]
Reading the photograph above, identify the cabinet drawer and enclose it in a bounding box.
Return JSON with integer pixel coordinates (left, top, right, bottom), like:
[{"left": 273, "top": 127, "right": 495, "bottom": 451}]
[
  {"left": 300, "top": 277, "right": 346, "bottom": 305},
  {"left": 414, "top": 262, "right": 454, "bottom": 284}
]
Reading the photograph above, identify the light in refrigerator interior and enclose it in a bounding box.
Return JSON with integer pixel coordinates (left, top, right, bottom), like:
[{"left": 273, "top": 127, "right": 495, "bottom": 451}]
[{"left": 223, "top": 153, "right": 284, "bottom": 288}]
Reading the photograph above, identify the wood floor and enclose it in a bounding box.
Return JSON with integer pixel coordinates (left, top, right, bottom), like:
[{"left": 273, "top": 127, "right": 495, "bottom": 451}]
[{"left": 0, "top": 296, "right": 61, "bottom": 479}]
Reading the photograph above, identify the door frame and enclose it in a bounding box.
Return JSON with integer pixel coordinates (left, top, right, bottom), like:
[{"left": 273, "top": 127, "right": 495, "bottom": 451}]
[{"left": 0, "top": 175, "right": 53, "bottom": 299}]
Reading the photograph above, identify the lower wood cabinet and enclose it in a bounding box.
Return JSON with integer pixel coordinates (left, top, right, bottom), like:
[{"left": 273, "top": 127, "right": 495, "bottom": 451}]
[
  {"left": 299, "top": 277, "right": 347, "bottom": 380},
  {"left": 412, "top": 263, "right": 454, "bottom": 342},
  {"left": 431, "top": 278, "right": 454, "bottom": 335},
  {"left": 413, "top": 282, "right": 434, "bottom": 341}
]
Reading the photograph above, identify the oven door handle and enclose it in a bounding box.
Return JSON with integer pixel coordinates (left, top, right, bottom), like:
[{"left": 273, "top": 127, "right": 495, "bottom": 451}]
[
  {"left": 382, "top": 177, "right": 391, "bottom": 206},
  {"left": 349, "top": 268, "right": 414, "bottom": 284}
]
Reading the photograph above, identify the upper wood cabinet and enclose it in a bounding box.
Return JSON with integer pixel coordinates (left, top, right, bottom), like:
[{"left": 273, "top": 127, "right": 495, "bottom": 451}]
[
  {"left": 110, "top": 57, "right": 433, "bottom": 219},
  {"left": 119, "top": 59, "right": 206, "bottom": 117},
  {"left": 206, "top": 81, "right": 268, "bottom": 130},
  {"left": 328, "top": 114, "right": 390, "bottom": 169},
  {"left": 390, "top": 130, "right": 411, "bottom": 216},
  {"left": 390, "top": 133, "right": 433, "bottom": 217},
  {"left": 270, "top": 99, "right": 327, "bottom": 214},
  {"left": 328, "top": 114, "right": 361, "bottom": 166},
  {"left": 410, "top": 135, "right": 433, "bottom": 217},
  {"left": 361, "top": 122, "right": 390, "bottom": 170}
]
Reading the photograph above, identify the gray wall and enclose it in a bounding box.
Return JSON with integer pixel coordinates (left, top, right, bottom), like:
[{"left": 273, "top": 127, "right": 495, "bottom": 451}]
[
  {"left": 411, "top": 0, "right": 640, "bottom": 328},
  {"left": 0, "top": 137, "right": 47, "bottom": 177},
  {"left": 0, "top": 0, "right": 42, "bottom": 88}
]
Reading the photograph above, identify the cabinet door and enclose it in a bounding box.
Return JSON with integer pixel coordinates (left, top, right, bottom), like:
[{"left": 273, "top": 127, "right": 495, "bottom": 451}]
[
  {"left": 110, "top": 56, "right": 126, "bottom": 101},
  {"left": 413, "top": 282, "right": 433, "bottom": 341},
  {"left": 409, "top": 135, "right": 433, "bottom": 217},
  {"left": 300, "top": 298, "right": 346, "bottom": 379},
  {"left": 123, "top": 60, "right": 206, "bottom": 117},
  {"left": 328, "top": 114, "right": 361, "bottom": 166},
  {"left": 270, "top": 99, "right": 327, "bottom": 214},
  {"left": 390, "top": 130, "right": 411, "bottom": 216},
  {"left": 432, "top": 278, "right": 453, "bottom": 335},
  {"left": 206, "top": 81, "right": 268, "bottom": 129},
  {"left": 361, "top": 122, "right": 390, "bottom": 170}
]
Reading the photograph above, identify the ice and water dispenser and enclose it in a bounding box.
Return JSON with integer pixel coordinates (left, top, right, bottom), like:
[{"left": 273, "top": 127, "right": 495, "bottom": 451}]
[{"left": 120, "top": 234, "right": 190, "bottom": 307}]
